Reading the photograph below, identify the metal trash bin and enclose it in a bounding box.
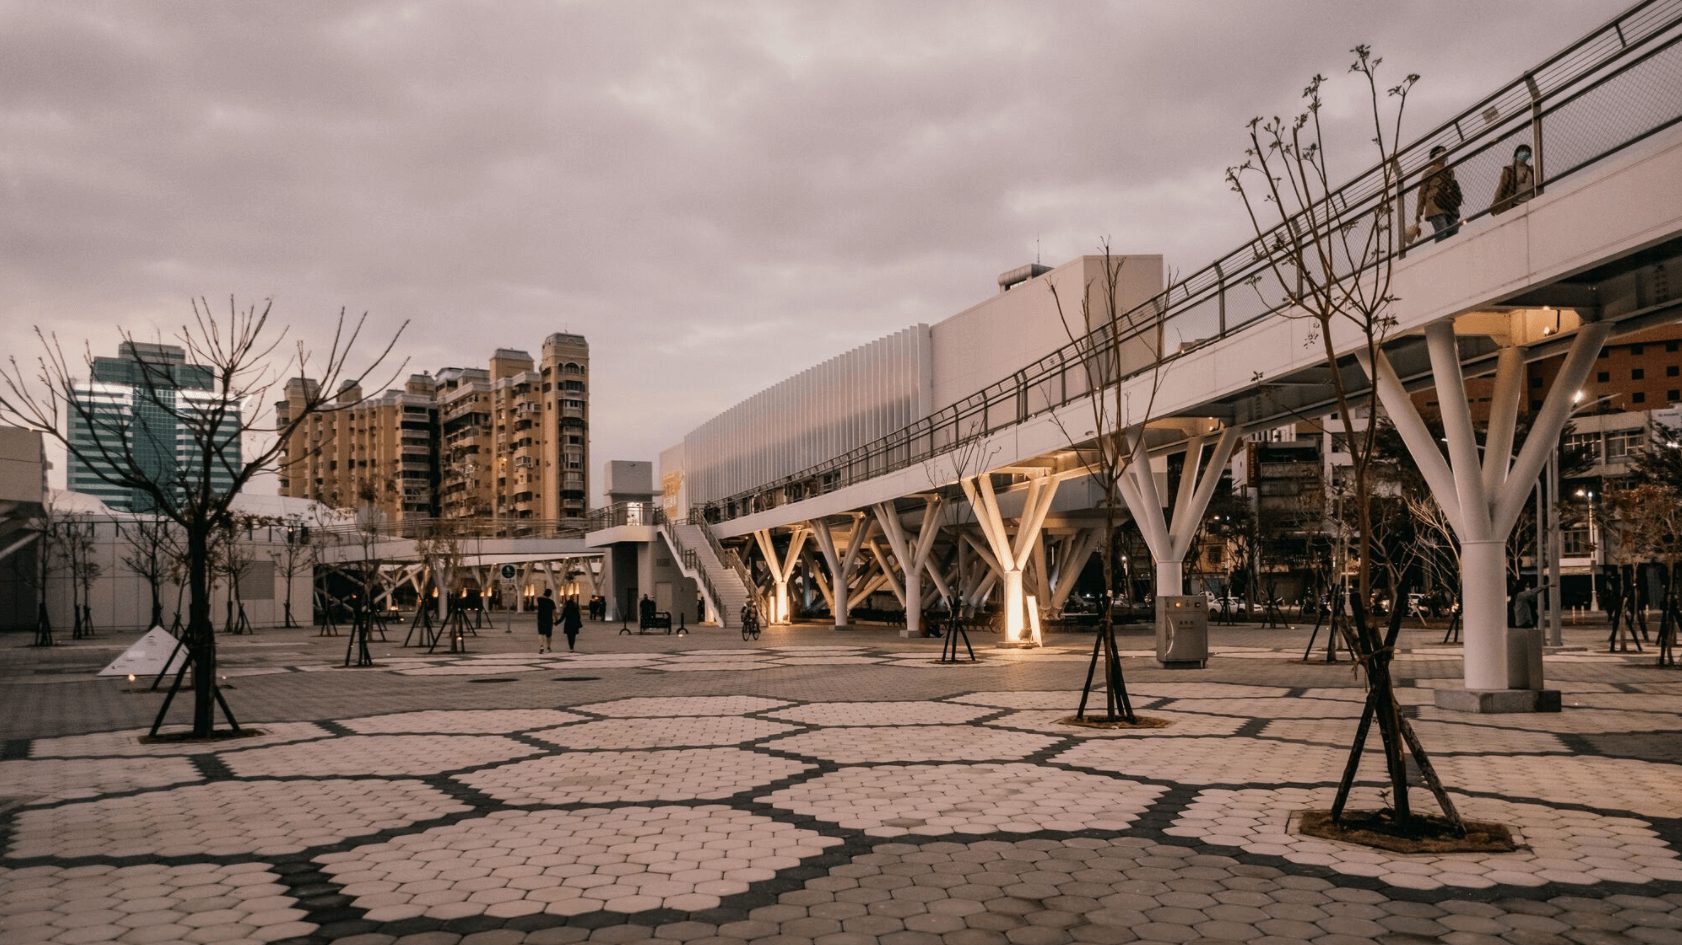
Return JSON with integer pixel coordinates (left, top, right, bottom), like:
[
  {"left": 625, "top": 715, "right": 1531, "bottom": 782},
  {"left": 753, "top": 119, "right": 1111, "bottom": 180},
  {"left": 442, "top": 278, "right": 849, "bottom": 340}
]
[{"left": 1156, "top": 595, "right": 1209, "bottom": 668}]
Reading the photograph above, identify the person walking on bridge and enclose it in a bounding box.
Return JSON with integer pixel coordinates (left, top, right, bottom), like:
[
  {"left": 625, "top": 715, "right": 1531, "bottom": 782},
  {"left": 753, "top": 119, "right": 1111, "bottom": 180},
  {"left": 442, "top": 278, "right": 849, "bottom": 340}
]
[
  {"left": 1490, "top": 143, "right": 1537, "bottom": 214},
  {"left": 1416, "top": 145, "right": 1463, "bottom": 242}
]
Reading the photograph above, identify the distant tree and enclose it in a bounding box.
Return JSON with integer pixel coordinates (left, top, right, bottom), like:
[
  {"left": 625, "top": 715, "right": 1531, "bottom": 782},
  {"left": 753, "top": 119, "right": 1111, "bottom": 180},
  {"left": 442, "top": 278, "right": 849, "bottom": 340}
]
[
  {"left": 0, "top": 299, "right": 405, "bottom": 736},
  {"left": 119, "top": 514, "right": 177, "bottom": 629},
  {"left": 1048, "top": 242, "right": 1170, "bottom": 724}
]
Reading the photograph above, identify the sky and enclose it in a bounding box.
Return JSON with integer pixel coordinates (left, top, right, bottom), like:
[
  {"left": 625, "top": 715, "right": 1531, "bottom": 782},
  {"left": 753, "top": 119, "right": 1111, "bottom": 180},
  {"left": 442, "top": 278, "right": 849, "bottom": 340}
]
[{"left": 0, "top": 0, "right": 1632, "bottom": 499}]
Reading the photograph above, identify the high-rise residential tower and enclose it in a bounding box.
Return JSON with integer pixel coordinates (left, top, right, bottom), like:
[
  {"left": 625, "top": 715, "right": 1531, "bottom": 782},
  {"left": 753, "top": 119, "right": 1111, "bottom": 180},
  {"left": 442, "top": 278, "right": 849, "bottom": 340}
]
[{"left": 276, "top": 333, "right": 589, "bottom": 522}]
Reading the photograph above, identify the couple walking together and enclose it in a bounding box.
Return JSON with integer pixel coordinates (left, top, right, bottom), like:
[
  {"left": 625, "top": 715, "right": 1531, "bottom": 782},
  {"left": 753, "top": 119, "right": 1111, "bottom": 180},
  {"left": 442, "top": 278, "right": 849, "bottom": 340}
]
[{"left": 536, "top": 589, "right": 582, "bottom": 652}]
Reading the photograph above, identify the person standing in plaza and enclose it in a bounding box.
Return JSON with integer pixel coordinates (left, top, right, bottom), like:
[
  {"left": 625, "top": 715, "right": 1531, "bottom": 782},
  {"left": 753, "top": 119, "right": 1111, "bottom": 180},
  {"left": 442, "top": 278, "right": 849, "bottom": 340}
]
[
  {"left": 561, "top": 595, "right": 583, "bottom": 651},
  {"left": 536, "top": 588, "right": 556, "bottom": 653}
]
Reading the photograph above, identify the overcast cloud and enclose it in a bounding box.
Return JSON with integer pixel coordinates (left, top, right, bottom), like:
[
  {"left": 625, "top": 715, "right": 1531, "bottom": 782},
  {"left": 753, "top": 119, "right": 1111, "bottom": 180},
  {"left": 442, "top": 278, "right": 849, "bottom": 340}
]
[{"left": 0, "top": 0, "right": 1629, "bottom": 497}]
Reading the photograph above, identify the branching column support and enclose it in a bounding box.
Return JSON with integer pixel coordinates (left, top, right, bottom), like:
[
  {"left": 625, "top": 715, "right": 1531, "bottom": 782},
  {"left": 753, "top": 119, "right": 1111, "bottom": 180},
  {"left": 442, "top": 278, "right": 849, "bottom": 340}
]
[
  {"left": 1045, "top": 528, "right": 1102, "bottom": 616},
  {"left": 962, "top": 473, "right": 1059, "bottom": 645},
  {"left": 754, "top": 527, "right": 808, "bottom": 625},
  {"left": 1116, "top": 428, "right": 1242, "bottom": 597},
  {"left": 810, "top": 515, "right": 870, "bottom": 630},
  {"left": 1361, "top": 318, "right": 1611, "bottom": 694},
  {"left": 875, "top": 498, "right": 944, "bottom": 637}
]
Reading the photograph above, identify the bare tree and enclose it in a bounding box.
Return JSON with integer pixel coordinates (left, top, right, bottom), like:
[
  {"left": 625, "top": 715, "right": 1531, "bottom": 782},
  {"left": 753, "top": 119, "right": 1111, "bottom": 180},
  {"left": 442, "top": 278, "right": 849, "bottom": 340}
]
[
  {"left": 1227, "top": 47, "right": 1462, "bottom": 834},
  {"left": 0, "top": 299, "right": 405, "bottom": 737},
  {"left": 61, "top": 516, "right": 102, "bottom": 638},
  {"left": 119, "top": 514, "right": 177, "bottom": 630},
  {"left": 1048, "top": 244, "right": 1170, "bottom": 724},
  {"left": 269, "top": 516, "right": 312, "bottom": 629},
  {"left": 13, "top": 495, "right": 68, "bottom": 646}
]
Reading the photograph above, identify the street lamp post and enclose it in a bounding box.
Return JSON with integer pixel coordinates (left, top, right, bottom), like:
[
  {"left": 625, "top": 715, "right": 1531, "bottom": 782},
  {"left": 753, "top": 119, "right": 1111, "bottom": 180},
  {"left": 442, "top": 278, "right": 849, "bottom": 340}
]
[{"left": 1576, "top": 488, "right": 1599, "bottom": 613}]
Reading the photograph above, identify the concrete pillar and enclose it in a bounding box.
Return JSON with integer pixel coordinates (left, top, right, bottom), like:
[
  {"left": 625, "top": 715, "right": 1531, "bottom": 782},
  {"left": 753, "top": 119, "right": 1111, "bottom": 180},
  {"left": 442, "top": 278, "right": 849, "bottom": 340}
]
[
  {"left": 1114, "top": 427, "right": 1240, "bottom": 601},
  {"left": 962, "top": 474, "right": 1058, "bottom": 646},
  {"left": 1460, "top": 539, "right": 1508, "bottom": 690},
  {"left": 1361, "top": 316, "right": 1610, "bottom": 711}
]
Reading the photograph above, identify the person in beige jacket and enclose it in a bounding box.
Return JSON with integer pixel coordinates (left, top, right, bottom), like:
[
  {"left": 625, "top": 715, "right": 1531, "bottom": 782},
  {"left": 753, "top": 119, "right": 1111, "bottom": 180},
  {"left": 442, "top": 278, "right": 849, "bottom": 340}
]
[{"left": 1491, "top": 143, "right": 1537, "bottom": 214}]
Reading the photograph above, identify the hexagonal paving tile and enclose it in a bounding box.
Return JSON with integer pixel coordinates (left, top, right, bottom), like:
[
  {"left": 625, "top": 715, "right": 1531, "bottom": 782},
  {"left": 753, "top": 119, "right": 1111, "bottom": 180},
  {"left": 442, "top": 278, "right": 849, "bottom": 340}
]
[
  {"left": 985, "top": 708, "right": 1246, "bottom": 737},
  {"left": 1416, "top": 704, "right": 1678, "bottom": 734},
  {"left": 1164, "top": 697, "right": 1355, "bottom": 718},
  {"left": 7, "top": 778, "right": 469, "bottom": 859},
  {"left": 1127, "top": 683, "right": 1292, "bottom": 700},
  {"left": 0, "top": 757, "right": 201, "bottom": 804},
  {"left": 1166, "top": 785, "right": 1682, "bottom": 890},
  {"left": 530, "top": 716, "right": 798, "bottom": 750},
  {"left": 947, "top": 691, "right": 1093, "bottom": 710},
  {"left": 767, "top": 701, "right": 993, "bottom": 726},
  {"left": 1431, "top": 753, "right": 1682, "bottom": 818},
  {"left": 394, "top": 664, "right": 546, "bottom": 676},
  {"left": 764, "top": 725, "right": 1058, "bottom": 763},
  {"left": 764, "top": 762, "right": 1165, "bottom": 836},
  {"left": 221, "top": 734, "right": 541, "bottom": 777},
  {"left": 457, "top": 747, "right": 811, "bottom": 804},
  {"left": 649, "top": 660, "right": 775, "bottom": 672},
  {"left": 315, "top": 805, "right": 841, "bottom": 919},
  {"left": 578, "top": 696, "right": 791, "bottom": 716},
  {"left": 340, "top": 709, "right": 587, "bottom": 734},
  {"left": 1260, "top": 718, "right": 1567, "bottom": 754},
  {"left": 1054, "top": 736, "right": 1358, "bottom": 785},
  {"left": 28, "top": 722, "right": 330, "bottom": 758},
  {"left": 0, "top": 861, "right": 312, "bottom": 945}
]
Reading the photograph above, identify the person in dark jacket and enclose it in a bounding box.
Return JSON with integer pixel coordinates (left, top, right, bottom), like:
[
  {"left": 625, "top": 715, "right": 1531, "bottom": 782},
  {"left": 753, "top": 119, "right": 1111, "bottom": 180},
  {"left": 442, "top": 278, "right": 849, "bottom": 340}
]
[
  {"left": 561, "top": 596, "right": 583, "bottom": 651},
  {"left": 1416, "top": 145, "right": 1463, "bottom": 242},
  {"left": 535, "top": 589, "right": 556, "bottom": 653}
]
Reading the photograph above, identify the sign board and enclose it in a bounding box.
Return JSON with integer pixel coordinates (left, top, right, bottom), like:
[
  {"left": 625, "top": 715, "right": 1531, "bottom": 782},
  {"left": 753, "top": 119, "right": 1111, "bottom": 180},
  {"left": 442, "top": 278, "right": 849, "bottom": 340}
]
[
  {"left": 99, "top": 627, "right": 187, "bottom": 677},
  {"left": 500, "top": 564, "right": 518, "bottom": 580}
]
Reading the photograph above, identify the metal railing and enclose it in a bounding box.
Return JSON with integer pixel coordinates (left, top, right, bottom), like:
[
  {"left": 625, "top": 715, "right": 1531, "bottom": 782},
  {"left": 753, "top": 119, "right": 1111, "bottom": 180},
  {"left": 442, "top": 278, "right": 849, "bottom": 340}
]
[
  {"left": 697, "top": 0, "right": 1682, "bottom": 527},
  {"left": 690, "top": 513, "right": 759, "bottom": 598},
  {"left": 584, "top": 500, "right": 663, "bottom": 532},
  {"left": 660, "top": 520, "right": 730, "bottom": 626},
  {"left": 311, "top": 516, "right": 589, "bottom": 543}
]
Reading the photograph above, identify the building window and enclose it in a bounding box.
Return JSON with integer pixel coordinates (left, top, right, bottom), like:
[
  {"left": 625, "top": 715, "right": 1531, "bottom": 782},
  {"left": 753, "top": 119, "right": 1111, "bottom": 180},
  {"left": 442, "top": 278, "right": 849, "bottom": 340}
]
[
  {"left": 1565, "top": 431, "right": 1602, "bottom": 463},
  {"left": 1634, "top": 392, "right": 1647, "bottom": 404},
  {"left": 1671, "top": 390, "right": 1680, "bottom": 402},
  {"left": 1607, "top": 429, "right": 1646, "bottom": 461},
  {"left": 1633, "top": 368, "right": 1646, "bottom": 380},
  {"left": 1632, "top": 345, "right": 1645, "bottom": 355},
  {"left": 1668, "top": 365, "right": 1679, "bottom": 377},
  {"left": 1669, "top": 341, "right": 1680, "bottom": 352},
  {"left": 1597, "top": 371, "right": 1610, "bottom": 382},
  {"left": 1530, "top": 376, "right": 1543, "bottom": 388}
]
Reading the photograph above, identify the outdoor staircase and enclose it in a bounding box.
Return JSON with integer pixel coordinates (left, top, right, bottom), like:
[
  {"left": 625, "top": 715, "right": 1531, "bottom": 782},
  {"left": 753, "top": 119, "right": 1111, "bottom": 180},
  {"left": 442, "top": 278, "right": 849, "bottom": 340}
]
[{"left": 662, "top": 520, "right": 756, "bottom": 629}]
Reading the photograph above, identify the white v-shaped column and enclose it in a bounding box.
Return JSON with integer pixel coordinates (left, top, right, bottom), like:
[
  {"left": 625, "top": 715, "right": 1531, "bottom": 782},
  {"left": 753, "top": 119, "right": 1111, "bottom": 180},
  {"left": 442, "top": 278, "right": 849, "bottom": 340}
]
[
  {"left": 1360, "top": 318, "right": 1611, "bottom": 693},
  {"left": 1115, "top": 427, "right": 1242, "bottom": 597},
  {"left": 810, "top": 515, "right": 872, "bottom": 630},
  {"left": 875, "top": 498, "right": 944, "bottom": 637},
  {"left": 961, "top": 473, "right": 1060, "bottom": 645},
  {"left": 753, "top": 526, "right": 809, "bottom": 624}
]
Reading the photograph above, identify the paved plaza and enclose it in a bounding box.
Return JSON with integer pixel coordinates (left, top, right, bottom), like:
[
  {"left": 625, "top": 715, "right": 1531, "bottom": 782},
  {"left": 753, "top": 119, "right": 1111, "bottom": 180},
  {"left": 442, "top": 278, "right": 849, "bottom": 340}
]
[{"left": 2, "top": 616, "right": 1680, "bottom": 945}]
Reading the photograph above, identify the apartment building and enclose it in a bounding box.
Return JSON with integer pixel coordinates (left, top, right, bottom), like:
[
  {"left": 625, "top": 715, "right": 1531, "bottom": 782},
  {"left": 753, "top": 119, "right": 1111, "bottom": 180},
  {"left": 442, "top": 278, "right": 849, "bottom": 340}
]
[{"left": 277, "top": 333, "right": 590, "bottom": 522}]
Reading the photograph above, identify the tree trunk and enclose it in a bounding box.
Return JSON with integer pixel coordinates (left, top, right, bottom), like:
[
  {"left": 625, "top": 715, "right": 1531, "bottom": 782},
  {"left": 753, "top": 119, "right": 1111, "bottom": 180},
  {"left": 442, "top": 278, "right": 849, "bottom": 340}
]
[{"left": 187, "top": 526, "right": 217, "bottom": 737}]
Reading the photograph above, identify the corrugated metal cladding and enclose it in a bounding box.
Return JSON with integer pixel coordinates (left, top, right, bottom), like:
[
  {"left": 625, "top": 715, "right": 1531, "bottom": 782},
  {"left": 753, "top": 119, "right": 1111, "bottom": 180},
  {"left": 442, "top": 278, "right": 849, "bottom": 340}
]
[{"left": 684, "top": 326, "right": 932, "bottom": 506}]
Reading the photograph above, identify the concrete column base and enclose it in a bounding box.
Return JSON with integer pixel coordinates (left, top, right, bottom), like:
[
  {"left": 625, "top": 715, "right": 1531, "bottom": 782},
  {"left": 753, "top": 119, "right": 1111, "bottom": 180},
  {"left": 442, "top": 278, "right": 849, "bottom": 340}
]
[{"left": 1434, "top": 688, "right": 1562, "bottom": 714}]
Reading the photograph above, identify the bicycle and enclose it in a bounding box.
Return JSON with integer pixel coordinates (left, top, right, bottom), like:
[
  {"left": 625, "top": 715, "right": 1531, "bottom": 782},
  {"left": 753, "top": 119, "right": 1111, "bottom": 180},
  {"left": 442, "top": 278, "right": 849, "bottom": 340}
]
[{"left": 740, "top": 604, "right": 761, "bottom": 641}]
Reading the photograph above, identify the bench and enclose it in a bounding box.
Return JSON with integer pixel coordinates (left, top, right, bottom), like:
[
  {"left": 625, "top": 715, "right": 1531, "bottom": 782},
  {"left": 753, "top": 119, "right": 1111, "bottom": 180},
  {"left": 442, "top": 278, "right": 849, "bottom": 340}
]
[{"left": 630, "top": 610, "right": 673, "bottom": 634}]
